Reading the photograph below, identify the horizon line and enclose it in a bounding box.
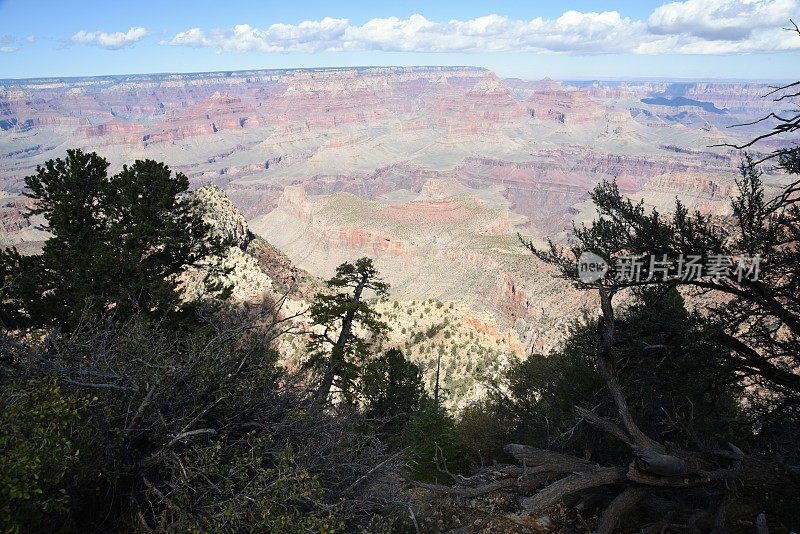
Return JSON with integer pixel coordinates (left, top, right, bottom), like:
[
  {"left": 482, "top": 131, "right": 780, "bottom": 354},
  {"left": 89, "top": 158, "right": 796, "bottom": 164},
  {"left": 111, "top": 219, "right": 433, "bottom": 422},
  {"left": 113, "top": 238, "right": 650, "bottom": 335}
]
[{"left": 0, "top": 65, "right": 794, "bottom": 85}]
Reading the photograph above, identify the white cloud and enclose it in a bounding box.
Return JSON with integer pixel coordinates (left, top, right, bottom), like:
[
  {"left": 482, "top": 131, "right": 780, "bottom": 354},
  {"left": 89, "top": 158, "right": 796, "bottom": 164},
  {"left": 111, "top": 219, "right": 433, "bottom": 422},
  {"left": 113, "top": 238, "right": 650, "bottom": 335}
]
[
  {"left": 648, "top": 0, "right": 796, "bottom": 40},
  {"left": 641, "top": 0, "right": 800, "bottom": 53},
  {"left": 164, "top": 1, "right": 800, "bottom": 55},
  {"left": 72, "top": 26, "right": 149, "bottom": 50},
  {"left": 340, "top": 13, "right": 643, "bottom": 53},
  {"left": 167, "top": 18, "right": 349, "bottom": 53},
  {"left": 167, "top": 13, "right": 645, "bottom": 54},
  {"left": 0, "top": 46, "right": 17, "bottom": 53}
]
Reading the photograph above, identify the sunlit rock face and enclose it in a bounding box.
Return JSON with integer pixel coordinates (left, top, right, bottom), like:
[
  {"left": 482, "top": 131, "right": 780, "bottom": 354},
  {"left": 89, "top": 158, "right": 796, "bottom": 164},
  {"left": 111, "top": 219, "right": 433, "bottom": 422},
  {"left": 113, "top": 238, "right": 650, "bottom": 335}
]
[
  {"left": 0, "top": 66, "right": 791, "bottom": 367},
  {"left": 193, "top": 185, "right": 252, "bottom": 250},
  {"left": 181, "top": 185, "right": 272, "bottom": 304}
]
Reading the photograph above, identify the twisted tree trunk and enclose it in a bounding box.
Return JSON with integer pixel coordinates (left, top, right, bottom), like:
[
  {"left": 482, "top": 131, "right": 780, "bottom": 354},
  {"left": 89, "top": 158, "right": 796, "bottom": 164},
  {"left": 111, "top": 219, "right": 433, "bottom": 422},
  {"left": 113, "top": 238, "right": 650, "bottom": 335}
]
[{"left": 313, "top": 271, "right": 369, "bottom": 405}]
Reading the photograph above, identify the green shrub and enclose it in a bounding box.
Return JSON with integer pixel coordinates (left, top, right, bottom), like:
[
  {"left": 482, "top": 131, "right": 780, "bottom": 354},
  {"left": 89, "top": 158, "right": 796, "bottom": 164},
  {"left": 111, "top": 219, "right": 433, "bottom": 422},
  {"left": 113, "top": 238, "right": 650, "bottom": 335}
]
[
  {"left": 361, "top": 348, "right": 426, "bottom": 447},
  {"left": 457, "top": 400, "right": 516, "bottom": 466},
  {"left": 0, "top": 378, "right": 87, "bottom": 532},
  {"left": 171, "top": 439, "right": 342, "bottom": 533},
  {"left": 407, "top": 401, "right": 468, "bottom": 482}
]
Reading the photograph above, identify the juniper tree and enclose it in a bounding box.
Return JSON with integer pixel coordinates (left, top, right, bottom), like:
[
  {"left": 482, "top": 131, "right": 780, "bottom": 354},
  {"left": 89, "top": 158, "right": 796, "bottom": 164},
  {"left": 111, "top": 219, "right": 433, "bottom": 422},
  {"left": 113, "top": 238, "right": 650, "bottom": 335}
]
[
  {"left": 100, "top": 158, "right": 231, "bottom": 322},
  {"left": 525, "top": 155, "right": 800, "bottom": 419},
  {"left": 0, "top": 149, "right": 230, "bottom": 331},
  {"left": 522, "top": 64, "right": 800, "bottom": 414},
  {"left": 433, "top": 158, "right": 800, "bottom": 529},
  {"left": 308, "top": 257, "right": 388, "bottom": 405}
]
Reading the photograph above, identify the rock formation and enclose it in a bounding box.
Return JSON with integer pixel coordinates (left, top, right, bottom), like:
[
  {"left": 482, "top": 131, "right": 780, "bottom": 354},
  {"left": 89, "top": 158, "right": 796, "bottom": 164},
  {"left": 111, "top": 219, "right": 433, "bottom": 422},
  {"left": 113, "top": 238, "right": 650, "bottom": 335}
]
[{"left": 0, "top": 67, "right": 792, "bottom": 409}]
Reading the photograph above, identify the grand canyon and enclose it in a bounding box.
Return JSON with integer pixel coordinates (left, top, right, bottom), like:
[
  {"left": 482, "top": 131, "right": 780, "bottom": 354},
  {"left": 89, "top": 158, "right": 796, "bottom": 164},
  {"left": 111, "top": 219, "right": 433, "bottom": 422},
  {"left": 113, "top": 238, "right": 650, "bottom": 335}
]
[
  {"left": 0, "top": 66, "right": 791, "bottom": 406},
  {"left": 6, "top": 0, "right": 800, "bottom": 525}
]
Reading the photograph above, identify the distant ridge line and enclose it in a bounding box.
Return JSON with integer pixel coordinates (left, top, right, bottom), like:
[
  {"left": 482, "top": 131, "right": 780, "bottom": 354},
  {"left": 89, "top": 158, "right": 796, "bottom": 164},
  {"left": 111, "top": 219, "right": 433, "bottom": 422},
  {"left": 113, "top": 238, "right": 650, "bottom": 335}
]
[{"left": 0, "top": 65, "right": 490, "bottom": 84}]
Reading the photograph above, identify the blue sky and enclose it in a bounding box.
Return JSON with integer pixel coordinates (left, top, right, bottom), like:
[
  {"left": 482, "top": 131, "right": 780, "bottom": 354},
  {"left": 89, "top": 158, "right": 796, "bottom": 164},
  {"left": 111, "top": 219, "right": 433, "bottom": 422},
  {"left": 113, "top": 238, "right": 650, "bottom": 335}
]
[{"left": 0, "top": 0, "right": 798, "bottom": 80}]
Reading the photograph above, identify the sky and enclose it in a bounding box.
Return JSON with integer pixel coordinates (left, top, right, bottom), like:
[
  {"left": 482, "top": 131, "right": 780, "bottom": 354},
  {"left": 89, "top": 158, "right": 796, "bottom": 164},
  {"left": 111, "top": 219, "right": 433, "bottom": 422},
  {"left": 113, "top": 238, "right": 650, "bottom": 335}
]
[{"left": 0, "top": 0, "right": 798, "bottom": 80}]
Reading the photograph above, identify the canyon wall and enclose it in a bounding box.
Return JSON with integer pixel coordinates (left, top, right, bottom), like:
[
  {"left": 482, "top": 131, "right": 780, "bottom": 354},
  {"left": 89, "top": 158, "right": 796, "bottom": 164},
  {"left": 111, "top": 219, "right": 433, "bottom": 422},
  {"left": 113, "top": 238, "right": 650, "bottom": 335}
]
[{"left": 0, "top": 66, "right": 789, "bottom": 362}]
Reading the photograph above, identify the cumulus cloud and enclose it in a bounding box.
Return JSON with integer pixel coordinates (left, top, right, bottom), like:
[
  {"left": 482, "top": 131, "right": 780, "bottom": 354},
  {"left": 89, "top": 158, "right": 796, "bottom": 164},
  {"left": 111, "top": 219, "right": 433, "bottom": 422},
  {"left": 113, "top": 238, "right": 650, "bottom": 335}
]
[
  {"left": 166, "top": 13, "right": 646, "bottom": 54},
  {"left": 640, "top": 0, "right": 800, "bottom": 53},
  {"left": 72, "top": 26, "right": 149, "bottom": 50},
  {"left": 648, "top": 0, "right": 796, "bottom": 40},
  {"left": 164, "top": 0, "right": 800, "bottom": 55},
  {"left": 339, "top": 12, "right": 648, "bottom": 54},
  {"left": 168, "top": 18, "right": 349, "bottom": 52}
]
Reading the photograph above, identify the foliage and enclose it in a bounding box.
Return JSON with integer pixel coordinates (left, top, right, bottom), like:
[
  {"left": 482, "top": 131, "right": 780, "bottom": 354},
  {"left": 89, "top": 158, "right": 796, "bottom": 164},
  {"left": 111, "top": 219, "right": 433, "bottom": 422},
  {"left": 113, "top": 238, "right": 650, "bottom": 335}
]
[
  {"left": 307, "top": 257, "right": 389, "bottom": 404},
  {"left": 425, "top": 322, "right": 445, "bottom": 339},
  {"left": 0, "top": 149, "right": 230, "bottom": 332},
  {"left": 407, "top": 400, "right": 468, "bottom": 482},
  {"left": 505, "top": 80, "right": 800, "bottom": 528},
  {"left": 456, "top": 398, "right": 516, "bottom": 468},
  {"left": 361, "top": 348, "right": 427, "bottom": 447},
  {"left": 168, "top": 438, "right": 342, "bottom": 533},
  {"left": 477, "top": 287, "right": 744, "bottom": 466},
  {"left": 0, "top": 378, "right": 87, "bottom": 532},
  {"left": 524, "top": 154, "right": 800, "bottom": 462},
  {"left": 0, "top": 301, "right": 406, "bottom": 531},
  {"left": 0, "top": 153, "right": 419, "bottom": 531}
]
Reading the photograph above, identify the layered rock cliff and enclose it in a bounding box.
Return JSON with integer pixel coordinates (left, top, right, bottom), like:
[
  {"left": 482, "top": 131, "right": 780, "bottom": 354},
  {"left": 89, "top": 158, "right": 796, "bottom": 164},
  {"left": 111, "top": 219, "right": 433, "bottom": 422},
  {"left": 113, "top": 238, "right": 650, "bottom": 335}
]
[{"left": 0, "top": 67, "right": 790, "bottom": 410}]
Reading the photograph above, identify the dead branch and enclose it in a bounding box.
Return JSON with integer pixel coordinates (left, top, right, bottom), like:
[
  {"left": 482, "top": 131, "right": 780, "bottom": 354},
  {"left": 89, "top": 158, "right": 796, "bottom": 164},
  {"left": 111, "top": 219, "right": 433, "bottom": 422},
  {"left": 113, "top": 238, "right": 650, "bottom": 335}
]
[
  {"left": 141, "top": 475, "right": 196, "bottom": 525},
  {"left": 626, "top": 462, "right": 741, "bottom": 488},
  {"left": 414, "top": 283, "right": 799, "bottom": 530},
  {"left": 764, "top": 82, "right": 800, "bottom": 102},
  {"left": 594, "top": 486, "right": 650, "bottom": 534},
  {"left": 521, "top": 467, "right": 627, "bottom": 513},
  {"left": 631, "top": 445, "right": 687, "bottom": 477},
  {"left": 575, "top": 405, "right": 633, "bottom": 446},
  {"left": 125, "top": 382, "right": 158, "bottom": 432},
  {"left": 504, "top": 444, "right": 595, "bottom": 472},
  {"left": 166, "top": 428, "right": 216, "bottom": 447},
  {"left": 597, "top": 289, "right": 665, "bottom": 453},
  {"left": 341, "top": 449, "right": 405, "bottom": 497}
]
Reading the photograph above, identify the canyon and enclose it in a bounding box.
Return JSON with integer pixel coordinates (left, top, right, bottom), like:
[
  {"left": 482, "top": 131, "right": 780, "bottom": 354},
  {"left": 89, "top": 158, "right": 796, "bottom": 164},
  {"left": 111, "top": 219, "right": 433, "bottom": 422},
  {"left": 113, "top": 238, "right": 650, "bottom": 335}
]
[{"left": 0, "top": 66, "right": 791, "bottom": 407}]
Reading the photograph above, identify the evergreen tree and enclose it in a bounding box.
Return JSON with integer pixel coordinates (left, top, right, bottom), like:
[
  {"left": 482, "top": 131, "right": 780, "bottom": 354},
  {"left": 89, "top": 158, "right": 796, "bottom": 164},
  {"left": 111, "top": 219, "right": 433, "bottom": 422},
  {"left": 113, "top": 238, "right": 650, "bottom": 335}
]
[
  {"left": 100, "top": 158, "right": 231, "bottom": 321},
  {"left": 0, "top": 149, "right": 230, "bottom": 331},
  {"left": 487, "top": 287, "right": 742, "bottom": 465},
  {"left": 524, "top": 155, "right": 800, "bottom": 431},
  {"left": 509, "top": 84, "right": 800, "bottom": 524},
  {"left": 361, "top": 348, "right": 426, "bottom": 446},
  {"left": 407, "top": 400, "right": 468, "bottom": 482},
  {"left": 308, "top": 257, "right": 388, "bottom": 405}
]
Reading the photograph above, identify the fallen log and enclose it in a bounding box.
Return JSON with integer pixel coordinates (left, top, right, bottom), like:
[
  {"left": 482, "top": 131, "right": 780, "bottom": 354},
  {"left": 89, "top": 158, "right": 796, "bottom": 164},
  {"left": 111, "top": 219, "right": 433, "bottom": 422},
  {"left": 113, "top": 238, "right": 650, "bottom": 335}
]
[{"left": 521, "top": 467, "right": 628, "bottom": 513}]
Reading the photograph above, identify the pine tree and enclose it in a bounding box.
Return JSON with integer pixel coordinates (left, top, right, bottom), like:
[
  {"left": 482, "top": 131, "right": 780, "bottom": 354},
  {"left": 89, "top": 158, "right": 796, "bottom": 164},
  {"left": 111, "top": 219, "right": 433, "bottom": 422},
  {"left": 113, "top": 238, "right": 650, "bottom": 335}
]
[
  {"left": 523, "top": 155, "right": 800, "bottom": 410},
  {"left": 100, "top": 158, "right": 231, "bottom": 321},
  {"left": 406, "top": 400, "right": 468, "bottom": 482},
  {"left": 308, "top": 257, "right": 388, "bottom": 405},
  {"left": 0, "top": 149, "right": 230, "bottom": 331}
]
